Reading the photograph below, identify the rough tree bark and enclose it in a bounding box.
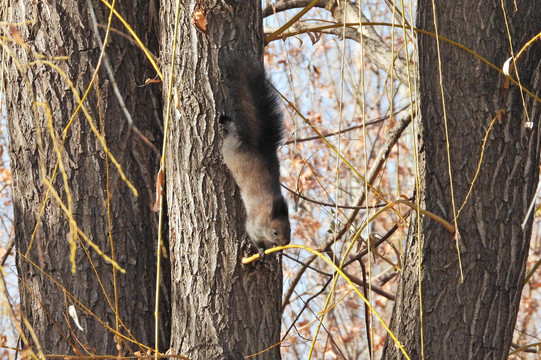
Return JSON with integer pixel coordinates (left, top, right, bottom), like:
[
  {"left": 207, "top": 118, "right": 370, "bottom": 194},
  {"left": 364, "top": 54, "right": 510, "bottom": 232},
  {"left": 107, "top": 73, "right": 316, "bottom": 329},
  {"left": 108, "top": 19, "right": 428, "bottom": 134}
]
[
  {"left": 161, "top": 1, "right": 283, "bottom": 359},
  {"left": 382, "top": 1, "right": 541, "bottom": 359},
  {"left": 6, "top": 1, "right": 169, "bottom": 355}
]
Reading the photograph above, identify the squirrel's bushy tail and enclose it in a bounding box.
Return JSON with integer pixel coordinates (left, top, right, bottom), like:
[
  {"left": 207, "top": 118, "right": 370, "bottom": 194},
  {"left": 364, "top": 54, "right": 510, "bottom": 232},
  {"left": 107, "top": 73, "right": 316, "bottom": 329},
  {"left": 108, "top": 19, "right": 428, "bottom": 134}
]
[{"left": 220, "top": 56, "right": 284, "bottom": 157}]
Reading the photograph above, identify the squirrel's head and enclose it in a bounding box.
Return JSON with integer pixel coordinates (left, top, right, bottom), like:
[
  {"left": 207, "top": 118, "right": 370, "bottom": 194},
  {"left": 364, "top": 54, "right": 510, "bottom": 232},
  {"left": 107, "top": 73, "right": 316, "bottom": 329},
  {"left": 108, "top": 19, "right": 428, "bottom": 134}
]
[
  {"left": 269, "top": 196, "right": 291, "bottom": 245},
  {"left": 246, "top": 196, "right": 291, "bottom": 250}
]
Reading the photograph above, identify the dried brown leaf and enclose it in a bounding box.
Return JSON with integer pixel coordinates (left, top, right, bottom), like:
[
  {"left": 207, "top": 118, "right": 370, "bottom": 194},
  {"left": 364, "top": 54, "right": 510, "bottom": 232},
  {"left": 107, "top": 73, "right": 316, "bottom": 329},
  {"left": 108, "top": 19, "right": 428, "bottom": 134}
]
[
  {"left": 153, "top": 168, "right": 164, "bottom": 212},
  {"left": 9, "top": 24, "right": 27, "bottom": 48},
  {"left": 193, "top": 10, "right": 207, "bottom": 33}
]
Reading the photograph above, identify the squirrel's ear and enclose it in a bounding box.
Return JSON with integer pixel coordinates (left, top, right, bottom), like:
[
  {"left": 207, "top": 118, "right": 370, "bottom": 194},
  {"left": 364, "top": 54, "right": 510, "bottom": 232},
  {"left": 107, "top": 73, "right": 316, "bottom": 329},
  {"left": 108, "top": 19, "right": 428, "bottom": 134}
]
[
  {"left": 272, "top": 197, "right": 289, "bottom": 218},
  {"left": 219, "top": 114, "right": 230, "bottom": 125},
  {"left": 219, "top": 114, "right": 234, "bottom": 134},
  {"left": 218, "top": 114, "right": 239, "bottom": 135}
]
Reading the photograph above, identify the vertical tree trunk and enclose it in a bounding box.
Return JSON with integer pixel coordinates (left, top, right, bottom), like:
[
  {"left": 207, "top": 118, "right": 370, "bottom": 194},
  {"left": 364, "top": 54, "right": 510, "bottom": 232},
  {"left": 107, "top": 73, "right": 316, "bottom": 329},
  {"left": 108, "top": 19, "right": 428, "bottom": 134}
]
[
  {"left": 161, "top": 1, "right": 283, "bottom": 359},
  {"left": 6, "top": 1, "right": 169, "bottom": 354},
  {"left": 382, "top": 1, "right": 541, "bottom": 359}
]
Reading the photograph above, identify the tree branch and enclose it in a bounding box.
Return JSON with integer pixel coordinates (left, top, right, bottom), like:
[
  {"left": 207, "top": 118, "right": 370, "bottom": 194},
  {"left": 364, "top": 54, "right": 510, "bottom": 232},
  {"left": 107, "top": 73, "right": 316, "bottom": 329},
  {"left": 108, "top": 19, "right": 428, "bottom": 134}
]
[{"left": 263, "top": 0, "right": 409, "bottom": 85}]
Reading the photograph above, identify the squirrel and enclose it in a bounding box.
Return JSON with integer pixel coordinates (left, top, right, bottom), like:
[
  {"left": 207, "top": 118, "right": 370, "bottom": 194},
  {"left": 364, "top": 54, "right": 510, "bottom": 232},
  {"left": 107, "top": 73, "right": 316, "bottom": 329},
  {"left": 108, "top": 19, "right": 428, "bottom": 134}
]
[{"left": 219, "top": 56, "right": 291, "bottom": 255}]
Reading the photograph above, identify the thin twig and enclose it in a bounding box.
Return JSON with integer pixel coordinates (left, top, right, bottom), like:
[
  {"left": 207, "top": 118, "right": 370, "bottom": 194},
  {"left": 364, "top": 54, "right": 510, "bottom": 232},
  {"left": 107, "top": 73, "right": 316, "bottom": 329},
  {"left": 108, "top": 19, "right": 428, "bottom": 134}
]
[
  {"left": 359, "top": 259, "right": 373, "bottom": 359},
  {"left": 281, "top": 277, "right": 333, "bottom": 341},
  {"left": 392, "top": 199, "right": 455, "bottom": 233},
  {"left": 282, "top": 184, "right": 404, "bottom": 210},
  {"left": 284, "top": 104, "right": 409, "bottom": 145},
  {"left": 0, "top": 237, "right": 14, "bottom": 266},
  {"left": 342, "top": 213, "right": 408, "bottom": 268}
]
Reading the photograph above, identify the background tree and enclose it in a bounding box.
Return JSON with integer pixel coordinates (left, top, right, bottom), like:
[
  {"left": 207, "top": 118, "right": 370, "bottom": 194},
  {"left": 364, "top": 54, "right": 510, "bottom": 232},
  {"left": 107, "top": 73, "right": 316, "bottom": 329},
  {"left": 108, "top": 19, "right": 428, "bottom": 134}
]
[
  {"left": 381, "top": 1, "right": 541, "bottom": 358},
  {"left": 4, "top": 0, "right": 169, "bottom": 355}
]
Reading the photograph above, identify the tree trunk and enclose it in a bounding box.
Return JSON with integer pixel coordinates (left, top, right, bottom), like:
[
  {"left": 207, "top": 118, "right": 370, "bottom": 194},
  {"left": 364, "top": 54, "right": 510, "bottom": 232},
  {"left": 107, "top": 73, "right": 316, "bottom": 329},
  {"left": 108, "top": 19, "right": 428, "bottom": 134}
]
[
  {"left": 382, "top": 1, "right": 541, "bottom": 359},
  {"left": 161, "top": 1, "right": 283, "bottom": 359},
  {"left": 6, "top": 1, "right": 169, "bottom": 355}
]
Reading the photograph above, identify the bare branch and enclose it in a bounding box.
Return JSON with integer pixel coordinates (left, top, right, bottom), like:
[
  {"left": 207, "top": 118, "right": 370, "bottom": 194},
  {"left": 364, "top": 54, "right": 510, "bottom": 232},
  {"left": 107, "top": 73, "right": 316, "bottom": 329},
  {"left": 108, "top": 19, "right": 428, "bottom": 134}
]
[{"left": 264, "top": 0, "right": 409, "bottom": 85}]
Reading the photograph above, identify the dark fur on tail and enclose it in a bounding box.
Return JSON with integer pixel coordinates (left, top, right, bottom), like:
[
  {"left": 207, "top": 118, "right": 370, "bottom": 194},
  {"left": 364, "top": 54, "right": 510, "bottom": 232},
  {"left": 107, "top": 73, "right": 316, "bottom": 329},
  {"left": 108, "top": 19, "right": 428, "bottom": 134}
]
[{"left": 220, "top": 58, "right": 284, "bottom": 153}]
